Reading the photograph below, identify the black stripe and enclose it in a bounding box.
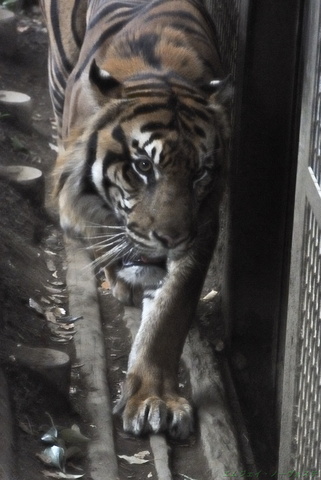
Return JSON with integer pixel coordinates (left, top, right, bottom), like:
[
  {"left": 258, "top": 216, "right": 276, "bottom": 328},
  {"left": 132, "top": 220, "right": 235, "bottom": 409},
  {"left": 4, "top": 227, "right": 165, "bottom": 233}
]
[
  {"left": 179, "top": 103, "right": 211, "bottom": 122},
  {"left": 169, "top": 21, "right": 209, "bottom": 45},
  {"left": 125, "top": 72, "right": 169, "bottom": 83},
  {"left": 52, "top": 93, "right": 64, "bottom": 116},
  {"left": 145, "top": 0, "right": 220, "bottom": 54},
  {"left": 103, "top": 150, "right": 122, "bottom": 169},
  {"left": 125, "top": 90, "right": 169, "bottom": 100},
  {"left": 147, "top": 10, "right": 208, "bottom": 37},
  {"left": 112, "top": 124, "right": 131, "bottom": 159},
  {"left": 75, "top": 21, "right": 127, "bottom": 81},
  {"left": 122, "top": 164, "right": 137, "bottom": 186},
  {"left": 50, "top": 0, "right": 73, "bottom": 75},
  {"left": 124, "top": 102, "right": 168, "bottom": 122},
  {"left": 142, "top": 132, "right": 164, "bottom": 147},
  {"left": 194, "top": 125, "right": 206, "bottom": 138},
  {"left": 87, "top": 2, "right": 140, "bottom": 30},
  {"left": 53, "top": 67, "right": 67, "bottom": 93},
  {"left": 140, "top": 121, "right": 172, "bottom": 133},
  {"left": 56, "top": 170, "right": 71, "bottom": 195},
  {"left": 117, "top": 202, "right": 133, "bottom": 214},
  {"left": 71, "top": 0, "right": 84, "bottom": 48},
  {"left": 126, "top": 33, "right": 161, "bottom": 68},
  {"left": 95, "top": 104, "right": 123, "bottom": 131},
  {"left": 176, "top": 116, "right": 193, "bottom": 133}
]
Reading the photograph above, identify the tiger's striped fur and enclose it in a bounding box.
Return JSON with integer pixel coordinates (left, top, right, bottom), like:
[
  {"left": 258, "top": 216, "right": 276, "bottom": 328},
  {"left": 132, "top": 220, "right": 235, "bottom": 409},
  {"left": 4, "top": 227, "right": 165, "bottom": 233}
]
[{"left": 41, "top": 0, "right": 230, "bottom": 439}]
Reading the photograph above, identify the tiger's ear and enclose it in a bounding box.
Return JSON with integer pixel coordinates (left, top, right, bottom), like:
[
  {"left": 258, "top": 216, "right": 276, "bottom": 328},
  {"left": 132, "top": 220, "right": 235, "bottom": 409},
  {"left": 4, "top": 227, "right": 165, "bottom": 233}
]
[
  {"left": 89, "top": 59, "right": 121, "bottom": 96},
  {"left": 201, "top": 76, "right": 233, "bottom": 106}
]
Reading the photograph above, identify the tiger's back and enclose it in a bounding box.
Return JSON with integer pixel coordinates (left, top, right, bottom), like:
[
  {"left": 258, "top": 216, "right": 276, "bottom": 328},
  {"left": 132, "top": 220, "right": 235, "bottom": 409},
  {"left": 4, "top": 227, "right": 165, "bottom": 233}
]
[
  {"left": 41, "top": 0, "right": 230, "bottom": 439},
  {"left": 42, "top": 0, "right": 223, "bottom": 143}
]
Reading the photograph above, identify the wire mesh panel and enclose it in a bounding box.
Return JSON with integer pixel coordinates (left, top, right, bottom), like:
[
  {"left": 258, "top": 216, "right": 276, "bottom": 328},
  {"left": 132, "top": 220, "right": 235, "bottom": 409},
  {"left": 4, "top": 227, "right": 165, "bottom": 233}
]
[
  {"left": 279, "top": 0, "right": 321, "bottom": 477},
  {"left": 204, "top": 0, "right": 242, "bottom": 78},
  {"left": 204, "top": 0, "right": 249, "bottom": 126},
  {"left": 294, "top": 204, "right": 321, "bottom": 475},
  {"left": 309, "top": 65, "right": 321, "bottom": 188}
]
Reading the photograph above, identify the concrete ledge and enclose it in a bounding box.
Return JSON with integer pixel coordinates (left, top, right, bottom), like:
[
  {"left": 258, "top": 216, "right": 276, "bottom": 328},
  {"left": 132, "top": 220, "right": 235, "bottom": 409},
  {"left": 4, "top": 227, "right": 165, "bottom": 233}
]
[
  {"left": 183, "top": 328, "right": 244, "bottom": 478},
  {"left": 65, "top": 238, "right": 245, "bottom": 479},
  {"left": 65, "top": 238, "right": 119, "bottom": 480}
]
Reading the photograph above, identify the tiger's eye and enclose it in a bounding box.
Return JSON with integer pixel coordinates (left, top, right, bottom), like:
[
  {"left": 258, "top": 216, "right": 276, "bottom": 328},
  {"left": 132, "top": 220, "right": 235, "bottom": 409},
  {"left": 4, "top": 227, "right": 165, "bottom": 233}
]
[{"left": 136, "top": 159, "right": 153, "bottom": 174}]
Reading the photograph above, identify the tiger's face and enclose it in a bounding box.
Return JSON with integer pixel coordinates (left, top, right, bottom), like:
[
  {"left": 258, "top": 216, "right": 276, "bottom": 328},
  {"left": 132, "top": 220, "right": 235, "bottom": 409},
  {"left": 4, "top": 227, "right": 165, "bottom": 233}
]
[
  {"left": 57, "top": 66, "right": 229, "bottom": 279},
  {"left": 85, "top": 83, "right": 227, "bottom": 269}
]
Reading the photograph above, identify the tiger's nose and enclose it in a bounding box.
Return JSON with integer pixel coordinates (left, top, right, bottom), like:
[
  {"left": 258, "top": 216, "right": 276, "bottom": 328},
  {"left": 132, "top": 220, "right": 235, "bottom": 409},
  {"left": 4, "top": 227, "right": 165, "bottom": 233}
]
[{"left": 152, "top": 230, "right": 190, "bottom": 249}]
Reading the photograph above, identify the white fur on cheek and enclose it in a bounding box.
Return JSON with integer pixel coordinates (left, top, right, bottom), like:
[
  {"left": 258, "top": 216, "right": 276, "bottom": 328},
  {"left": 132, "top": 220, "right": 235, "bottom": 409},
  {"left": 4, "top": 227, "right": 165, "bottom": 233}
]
[
  {"left": 145, "top": 139, "right": 163, "bottom": 165},
  {"left": 91, "top": 157, "right": 108, "bottom": 201}
]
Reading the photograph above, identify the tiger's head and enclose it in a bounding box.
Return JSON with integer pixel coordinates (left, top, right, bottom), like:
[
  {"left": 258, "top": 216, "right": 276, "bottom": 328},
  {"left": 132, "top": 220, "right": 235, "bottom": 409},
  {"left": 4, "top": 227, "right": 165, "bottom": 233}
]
[{"left": 56, "top": 61, "right": 230, "bottom": 273}]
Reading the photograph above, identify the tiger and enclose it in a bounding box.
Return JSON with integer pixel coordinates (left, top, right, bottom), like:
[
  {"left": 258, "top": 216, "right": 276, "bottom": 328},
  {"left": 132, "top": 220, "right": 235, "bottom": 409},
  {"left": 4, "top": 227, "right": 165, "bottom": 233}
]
[{"left": 41, "top": 0, "right": 230, "bottom": 439}]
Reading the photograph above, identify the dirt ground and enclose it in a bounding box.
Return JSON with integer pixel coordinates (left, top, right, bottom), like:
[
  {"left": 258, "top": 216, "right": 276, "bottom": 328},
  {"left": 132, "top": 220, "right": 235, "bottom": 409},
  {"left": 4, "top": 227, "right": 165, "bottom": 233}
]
[{"left": 0, "top": 5, "right": 91, "bottom": 479}]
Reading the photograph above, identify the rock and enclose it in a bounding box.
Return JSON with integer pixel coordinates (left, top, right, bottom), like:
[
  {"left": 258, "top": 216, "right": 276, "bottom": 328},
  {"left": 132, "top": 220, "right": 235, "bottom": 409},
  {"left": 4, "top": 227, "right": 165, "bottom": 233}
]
[
  {"left": 0, "top": 9, "right": 17, "bottom": 57},
  {"left": 10, "top": 346, "right": 71, "bottom": 396},
  {"left": 0, "top": 90, "right": 33, "bottom": 131},
  {"left": 0, "top": 165, "right": 45, "bottom": 207}
]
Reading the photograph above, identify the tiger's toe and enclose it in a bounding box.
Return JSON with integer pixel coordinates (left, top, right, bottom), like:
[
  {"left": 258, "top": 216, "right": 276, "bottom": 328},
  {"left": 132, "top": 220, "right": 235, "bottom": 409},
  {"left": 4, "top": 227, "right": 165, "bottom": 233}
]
[{"left": 123, "top": 395, "right": 194, "bottom": 439}]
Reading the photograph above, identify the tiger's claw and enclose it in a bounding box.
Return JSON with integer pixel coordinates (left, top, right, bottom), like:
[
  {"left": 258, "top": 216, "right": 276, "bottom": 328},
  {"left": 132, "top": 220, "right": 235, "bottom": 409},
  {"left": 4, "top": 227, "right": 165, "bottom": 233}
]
[{"left": 122, "top": 395, "right": 194, "bottom": 439}]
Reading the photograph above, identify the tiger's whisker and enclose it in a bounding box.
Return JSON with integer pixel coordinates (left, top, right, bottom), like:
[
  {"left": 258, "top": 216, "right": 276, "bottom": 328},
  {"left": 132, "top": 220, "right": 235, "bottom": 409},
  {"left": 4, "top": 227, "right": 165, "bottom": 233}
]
[
  {"left": 84, "top": 240, "right": 131, "bottom": 271},
  {"left": 86, "top": 222, "right": 125, "bottom": 230},
  {"left": 88, "top": 235, "right": 126, "bottom": 247}
]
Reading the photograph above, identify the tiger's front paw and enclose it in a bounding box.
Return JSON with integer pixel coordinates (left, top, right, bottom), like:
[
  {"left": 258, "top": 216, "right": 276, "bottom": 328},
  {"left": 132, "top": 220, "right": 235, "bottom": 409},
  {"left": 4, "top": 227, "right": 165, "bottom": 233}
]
[{"left": 121, "top": 392, "right": 194, "bottom": 439}]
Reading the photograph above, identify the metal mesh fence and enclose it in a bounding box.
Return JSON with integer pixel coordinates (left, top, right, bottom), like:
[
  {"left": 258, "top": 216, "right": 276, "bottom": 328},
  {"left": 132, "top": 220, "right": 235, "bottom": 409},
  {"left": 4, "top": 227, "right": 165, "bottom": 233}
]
[
  {"left": 279, "top": 1, "right": 321, "bottom": 476},
  {"left": 204, "top": 0, "right": 241, "bottom": 78},
  {"left": 309, "top": 39, "right": 321, "bottom": 188},
  {"left": 293, "top": 203, "right": 321, "bottom": 476}
]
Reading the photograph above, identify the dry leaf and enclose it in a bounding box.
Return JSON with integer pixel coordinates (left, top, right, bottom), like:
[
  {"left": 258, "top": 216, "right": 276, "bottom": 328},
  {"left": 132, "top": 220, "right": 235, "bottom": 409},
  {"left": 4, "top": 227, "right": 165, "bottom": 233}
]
[
  {"left": 50, "top": 335, "right": 73, "bottom": 343},
  {"left": 118, "top": 454, "right": 149, "bottom": 465},
  {"left": 57, "top": 316, "right": 83, "bottom": 324},
  {"left": 45, "top": 249, "right": 58, "bottom": 256},
  {"left": 49, "top": 281, "right": 65, "bottom": 287},
  {"left": 48, "top": 296, "right": 65, "bottom": 305},
  {"left": 46, "top": 260, "right": 56, "bottom": 272},
  {"left": 179, "top": 474, "right": 199, "bottom": 480},
  {"left": 135, "top": 450, "right": 150, "bottom": 459},
  {"left": 18, "top": 420, "right": 34, "bottom": 435},
  {"left": 17, "top": 25, "right": 30, "bottom": 33},
  {"left": 42, "top": 471, "right": 84, "bottom": 479},
  {"left": 29, "top": 298, "right": 44, "bottom": 315},
  {"left": 45, "top": 311, "right": 57, "bottom": 323},
  {"left": 41, "top": 426, "right": 58, "bottom": 443},
  {"left": 57, "top": 324, "right": 76, "bottom": 332},
  {"left": 41, "top": 297, "right": 52, "bottom": 305},
  {"left": 48, "top": 142, "right": 59, "bottom": 152},
  {"left": 201, "top": 290, "right": 218, "bottom": 302},
  {"left": 59, "top": 427, "right": 90, "bottom": 445},
  {"left": 52, "top": 307, "right": 66, "bottom": 316},
  {"left": 46, "top": 286, "right": 65, "bottom": 294},
  {"left": 36, "top": 452, "right": 54, "bottom": 466},
  {"left": 37, "top": 446, "right": 64, "bottom": 471}
]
